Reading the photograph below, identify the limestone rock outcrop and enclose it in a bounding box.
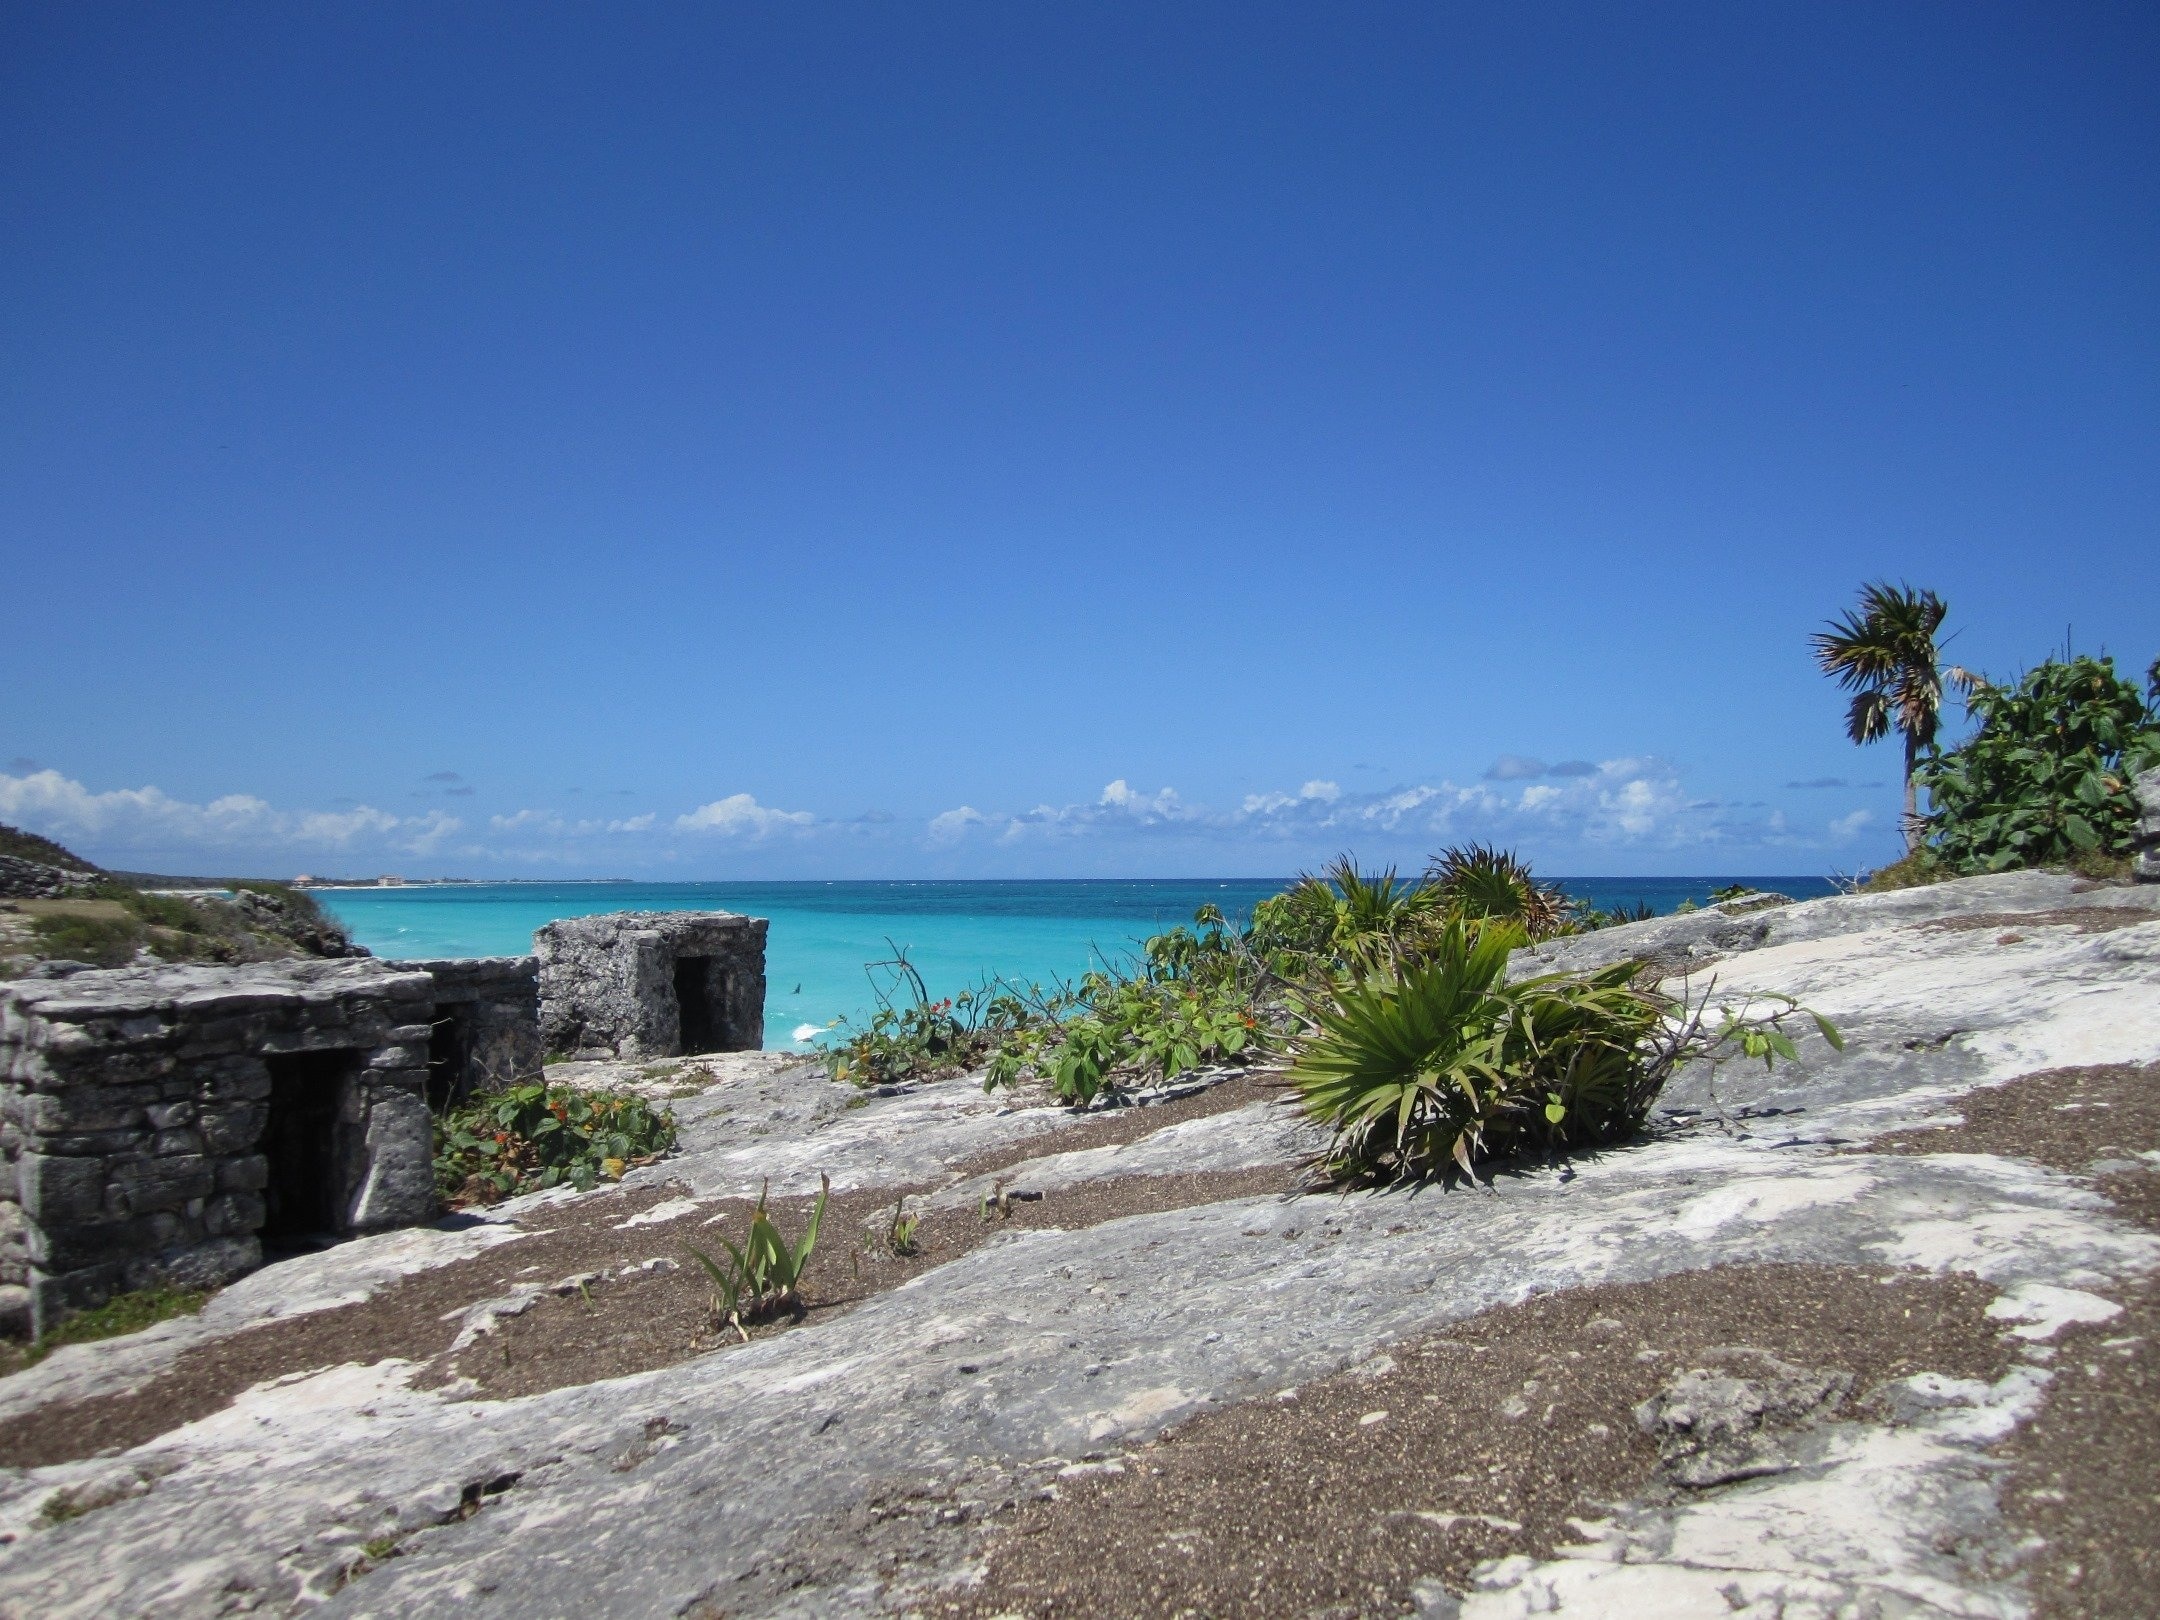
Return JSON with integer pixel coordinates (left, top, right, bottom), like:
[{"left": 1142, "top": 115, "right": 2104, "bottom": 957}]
[
  {"left": 0, "top": 873, "right": 2154, "bottom": 1617},
  {"left": 2136, "top": 764, "right": 2160, "bottom": 881}
]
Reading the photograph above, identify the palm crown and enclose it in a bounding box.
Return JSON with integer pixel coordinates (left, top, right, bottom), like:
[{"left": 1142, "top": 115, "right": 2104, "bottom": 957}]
[{"left": 1811, "top": 582, "right": 1955, "bottom": 851}]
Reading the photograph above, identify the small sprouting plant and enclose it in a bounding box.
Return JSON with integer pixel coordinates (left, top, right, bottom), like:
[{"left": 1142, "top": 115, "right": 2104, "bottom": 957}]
[
  {"left": 885, "top": 1196, "right": 921, "bottom": 1257},
  {"left": 686, "top": 1174, "right": 830, "bottom": 1340}
]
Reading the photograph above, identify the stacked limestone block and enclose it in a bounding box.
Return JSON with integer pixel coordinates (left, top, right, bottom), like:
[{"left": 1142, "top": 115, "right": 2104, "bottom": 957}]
[
  {"left": 0, "top": 959, "right": 439, "bottom": 1337},
  {"left": 536, "top": 911, "right": 765, "bottom": 1059},
  {"left": 407, "top": 956, "right": 543, "bottom": 1107},
  {"left": 2137, "top": 767, "right": 2160, "bottom": 883}
]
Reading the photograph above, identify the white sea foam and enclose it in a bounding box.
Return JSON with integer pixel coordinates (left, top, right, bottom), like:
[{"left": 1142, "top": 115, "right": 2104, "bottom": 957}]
[{"left": 791, "top": 1022, "right": 824, "bottom": 1044}]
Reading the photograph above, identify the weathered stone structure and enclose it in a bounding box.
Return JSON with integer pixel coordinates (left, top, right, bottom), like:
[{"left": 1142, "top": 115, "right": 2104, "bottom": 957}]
[
  {"left": 406, "top": 956, "right": 543, "bottom": 1109},
  {"left": 0, "top": 959, "right": 438, "bottom": 1336},
  {"left": 536, "top": 910, "right": 766, "bottom": 1058}
]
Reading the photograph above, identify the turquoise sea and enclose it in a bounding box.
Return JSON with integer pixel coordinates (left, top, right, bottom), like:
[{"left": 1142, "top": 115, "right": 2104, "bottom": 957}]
[{"left": 318, "top": 876, "right": 1838, "bottom": 1052}]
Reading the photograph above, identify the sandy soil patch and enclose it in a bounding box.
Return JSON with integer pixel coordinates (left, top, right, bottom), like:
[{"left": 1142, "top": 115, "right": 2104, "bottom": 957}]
[{"left": 956, "top": 1264, "right": 2010, "bottom": 1619}]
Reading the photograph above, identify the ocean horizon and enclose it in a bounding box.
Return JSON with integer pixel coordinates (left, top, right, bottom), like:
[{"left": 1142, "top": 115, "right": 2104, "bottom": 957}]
[{"left": 318, "top": 875, "right": 1840, "bottom": 1053}]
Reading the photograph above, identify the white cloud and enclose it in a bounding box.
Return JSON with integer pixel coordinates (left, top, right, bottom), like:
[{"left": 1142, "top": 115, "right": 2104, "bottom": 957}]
[
  {"left": 1828, "top": 808, "right": 1874, "bottom": 841},
  {"left": 675, "top": 793, "right": 815, "bottom": 837},
  {"left": 928, "top": 805, "right": 988, "bottom": 842},
  {"left": 1095, "top": 779, "right": 1188, "bottom": 820},
  {"left": 1241, "top": 780, "right": 1343, "bottom": 815},
  {"left": 0, "top": 769, "right": 458, "bottom": 858},
  {"left": 936, "top": 757, "right": 1755, "bottom": 852}
]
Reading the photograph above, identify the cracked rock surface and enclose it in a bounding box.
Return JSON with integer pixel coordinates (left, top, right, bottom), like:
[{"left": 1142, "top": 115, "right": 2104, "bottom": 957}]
[{"left": 0, "top": 872, "right": 2156, "bottom": 1618}]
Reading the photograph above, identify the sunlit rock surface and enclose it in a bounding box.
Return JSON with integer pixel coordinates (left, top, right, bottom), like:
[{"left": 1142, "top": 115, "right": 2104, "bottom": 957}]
[{"left": 1, "top": 872, "right": 2156, "bottom": 1618}]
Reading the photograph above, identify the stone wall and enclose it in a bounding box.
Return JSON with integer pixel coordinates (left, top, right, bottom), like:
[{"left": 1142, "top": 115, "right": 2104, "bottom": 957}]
[
  {"left": 0, "top": 959, "right": 438, "bottom": 1337},
  {"left": 0, "top": 856, "right": 98, "bottom": 901},
  {"left": 535, "top": 911, "right": 766, "bottom": 1059},
  {"left": 2136, "top": 766, "right": 2160, "bottom": 883},
  {"left": 409, "top": 956, "right": 543, "bottom": 1108}
]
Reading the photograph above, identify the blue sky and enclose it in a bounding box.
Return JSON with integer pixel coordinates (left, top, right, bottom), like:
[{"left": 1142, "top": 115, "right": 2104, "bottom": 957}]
[{"left": 3, "top": 3, "right": 2155, "bottom": 879}]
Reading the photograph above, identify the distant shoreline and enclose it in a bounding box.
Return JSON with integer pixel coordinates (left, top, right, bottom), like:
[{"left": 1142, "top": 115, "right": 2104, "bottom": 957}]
[{"left": 297, "top": 872, "right": 1839, "bottom": 890}]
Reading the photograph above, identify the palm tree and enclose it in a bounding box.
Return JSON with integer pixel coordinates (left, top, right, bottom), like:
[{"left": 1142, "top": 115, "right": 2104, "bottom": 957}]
[{"left": 1811, "top": 582, "right": 1954, "bottom": 853}]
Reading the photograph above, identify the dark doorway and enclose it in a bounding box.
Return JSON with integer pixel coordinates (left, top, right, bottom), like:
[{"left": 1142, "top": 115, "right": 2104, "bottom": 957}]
[
  {"left": 427, "top": 1009, "right": 472, "bottom": 1112},
  {"left": 673, "top": 955, "right": 721, "bottom": 1054},
  {"left": 262, "top": 1050, "right": 350, "bottom": 1244}
]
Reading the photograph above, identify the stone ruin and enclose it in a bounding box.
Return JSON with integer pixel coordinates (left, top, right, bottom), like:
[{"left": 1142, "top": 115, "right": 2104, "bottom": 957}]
[
  {"left": 0, "top": 910, "right": 762, "bottom": 1336},
  {"left": 536, "top": 910, "right": 766, "bottom": 1059},
  {"left": 405, "top": 956, "right": 543, "bottom": 1111},
  {"left": 0, "top": 959, "right": 439, "bottom": 1337}
]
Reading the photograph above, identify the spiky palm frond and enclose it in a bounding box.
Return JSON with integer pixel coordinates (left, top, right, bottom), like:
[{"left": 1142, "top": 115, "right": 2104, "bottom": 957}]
[
  {"left": 1288, "top": 919, "right": 1524, "bottom": 1182},
  {"left": 1426, "top": 843, "right": 1572, "bottom": 940}
]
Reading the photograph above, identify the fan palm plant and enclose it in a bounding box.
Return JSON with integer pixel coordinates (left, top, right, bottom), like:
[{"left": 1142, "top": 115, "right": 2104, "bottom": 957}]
[
  {"left": 1287, "top": 918, "right": 1526, "bottom": 1183},
  {"left": 1426, "top": 843, "right": 1573, "bottom": 939},
  {"left": 1811, "top": 582, "right": 1961, "bottom": 852},
  {"left": 1288, "top": 921, "right": 1843, "bottom": 1186}
]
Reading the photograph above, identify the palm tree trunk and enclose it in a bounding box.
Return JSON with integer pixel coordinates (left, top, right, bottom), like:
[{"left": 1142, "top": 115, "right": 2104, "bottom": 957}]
[{"left": 1902, "top": 732, "right": 1921, "bottom": 854}]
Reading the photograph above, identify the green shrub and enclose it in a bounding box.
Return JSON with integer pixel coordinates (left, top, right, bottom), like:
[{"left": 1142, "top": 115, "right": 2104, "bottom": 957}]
[
  {"left": 1916, "top": 655, "right": 2160, "bottom": 873},
  {"left": 1859, "top": 848, "right": 1950, "bottom": 893},
  {"left": 1247, "top": 857, "right": 1447, "bottom": 980},
  {"left": 979, "top": 907, "right": 1267, "bottom": 1104},
  {"left": 1288, "top": 919, "right": 1839, "bottom": 1185},
  {"left": 819, "top": 945, "right": 1052, "bottom": 1087},
  {"left": 687, "top": 1175, "right": 829, "bottom": 1338},
  {"left": 433, "top": 1083, "right": 677, "bottom": 1204},
  {"left": 831, "top": 849, "right": 1610, "bottom": 1110},
  {"left": 1427, "top": 844, "right": 1574, "bottom": 938},
  {"left": 0, "top": 822, "right": 99, "bottom": 872},
  {"left": 29, "top": 912, "right": 145, "bottom": 966}
]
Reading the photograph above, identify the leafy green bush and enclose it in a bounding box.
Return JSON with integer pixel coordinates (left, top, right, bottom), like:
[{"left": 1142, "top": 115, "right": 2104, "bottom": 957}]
[
  {"left": 818, "top": 945, "right": 1058, "bottom": 1087},
  {"left": 979, "top": 905, "right": 1267, "bottom": 1104},
  {"left": 1288, "top": 919, "right": 1839, "bottom": 1185},
  {"left": 1246, "top": 858, "right": 1448, "bottom": 980},
  {"left": 826, "top": 849, "right": 1625, "bottom": 1111},
  {"left": 28, "top": 912, "right": 146, "bottom": 966},
  {"left": 687, "top": 1175, "right": 829, "bottom": 1337},
  {"left": 1916, "top": 655, "right": 2160, "bottom": 873},
  {"left": 987, "top": 973, "right": 1263, "bottom": 1105},
  {"left": 0, "top": 822, "right": 100, "bottom": 872},
  {"left": 433, "top": 1083, "right": 677, "bottom": 1204}
]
